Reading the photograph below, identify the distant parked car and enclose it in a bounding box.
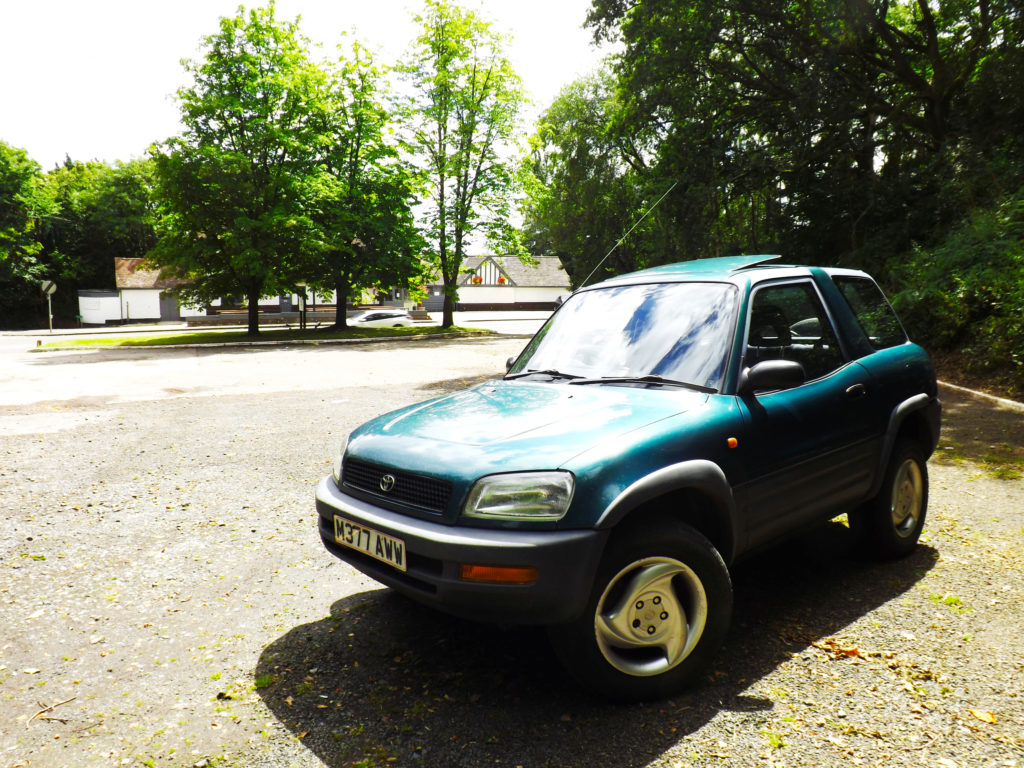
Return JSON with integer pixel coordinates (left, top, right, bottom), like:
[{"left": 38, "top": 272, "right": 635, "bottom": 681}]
[
  {"left": 349, "top": 310, "right": 414, "bottom": 328},
  {"left": 316, "top": 255, "right": 940, "bottom": 700}
]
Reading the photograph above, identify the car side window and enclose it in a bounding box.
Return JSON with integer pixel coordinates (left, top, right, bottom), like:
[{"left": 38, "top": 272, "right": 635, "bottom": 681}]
[
  {"left": 833, "top": 276, "right": 907, "bottom": 350},
  {"left": 745, "top": 282, "right": 845, "bottom": 380}
]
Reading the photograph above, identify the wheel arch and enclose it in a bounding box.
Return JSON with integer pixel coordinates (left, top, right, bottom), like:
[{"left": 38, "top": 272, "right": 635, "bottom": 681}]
[
  {"left": 595, "top": 460, "right": 739, "bottom": 564},
  {"left": 869, "top": 393, "right": 941, "bottom": 498}
]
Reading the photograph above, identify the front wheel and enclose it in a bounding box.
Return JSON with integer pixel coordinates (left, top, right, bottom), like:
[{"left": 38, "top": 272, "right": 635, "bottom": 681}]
[
  {"left": 548, "top": 518, "right": 732, "bottom": 701},
  {"left": 853, "top": 440, "right": 928, "bottom": 559}
]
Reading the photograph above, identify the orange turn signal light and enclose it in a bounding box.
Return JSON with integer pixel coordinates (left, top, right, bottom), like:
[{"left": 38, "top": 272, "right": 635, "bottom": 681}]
[{"left": 459, "top": 564, "right": 539, "bottom": 584}]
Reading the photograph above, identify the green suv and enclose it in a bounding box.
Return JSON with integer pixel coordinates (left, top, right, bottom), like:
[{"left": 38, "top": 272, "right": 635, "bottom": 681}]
[{"left": 316, "top": 255, "right": 940, "bottom": 700}]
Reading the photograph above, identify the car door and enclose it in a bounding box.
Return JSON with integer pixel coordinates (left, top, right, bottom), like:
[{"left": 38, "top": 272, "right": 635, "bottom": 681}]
[{"left": 735, "top": 280, "right": 879, "bottom": 549}]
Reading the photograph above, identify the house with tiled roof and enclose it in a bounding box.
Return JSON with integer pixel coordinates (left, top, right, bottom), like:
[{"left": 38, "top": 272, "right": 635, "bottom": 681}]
[
  {"left": 78, "top": 258, "right": 204, "bottom": 325},
  {"left": 423, "top": 255, "right": 571, "bottom": 311}
]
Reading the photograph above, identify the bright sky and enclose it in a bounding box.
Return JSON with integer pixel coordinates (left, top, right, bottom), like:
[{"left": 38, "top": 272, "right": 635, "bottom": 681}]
[{"left": 1, "top": 0, "right": 611, "bottom": 170}]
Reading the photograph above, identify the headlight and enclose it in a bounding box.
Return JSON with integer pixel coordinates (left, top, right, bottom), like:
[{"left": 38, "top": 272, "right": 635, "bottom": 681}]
[
  {"left": 462, "top": 472, "right": 575, "bottom": 521},
  {"left": 331, "top": 434, "right": 349, "bottom": 484}
]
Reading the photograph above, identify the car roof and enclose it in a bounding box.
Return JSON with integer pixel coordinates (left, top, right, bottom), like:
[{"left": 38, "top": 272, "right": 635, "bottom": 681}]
[
  {"left": 589, "top": 254, "right": 875, "bottom": 288},
  {"left": 576, "top": 256, "right": 878, "bottom": 298},
  {"left": 595, "top": 254, "right": 784, "bottom": 284},
  {"left": 629, "top": 254, "right": 782, "bottom": 277}
]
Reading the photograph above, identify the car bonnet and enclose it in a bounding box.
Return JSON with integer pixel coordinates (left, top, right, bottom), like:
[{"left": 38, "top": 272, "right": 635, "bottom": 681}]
[{"left": 345, "top": 379, "right": 708, "bottom": 481}]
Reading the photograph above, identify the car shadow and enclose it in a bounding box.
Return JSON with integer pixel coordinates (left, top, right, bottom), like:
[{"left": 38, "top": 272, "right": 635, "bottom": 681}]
[{"left": 256, "top": 523, "right": 936, "bottom": 768}]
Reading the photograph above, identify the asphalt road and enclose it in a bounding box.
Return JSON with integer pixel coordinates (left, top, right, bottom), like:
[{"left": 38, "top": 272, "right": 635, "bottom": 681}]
[{"left": 1, "top": 332, "right": 1021, "bottom": 768}]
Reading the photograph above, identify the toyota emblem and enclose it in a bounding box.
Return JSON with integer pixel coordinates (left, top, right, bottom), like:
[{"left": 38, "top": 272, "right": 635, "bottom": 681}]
[{"left": 379, "top": 474, "right": 396, "bottom": 493}]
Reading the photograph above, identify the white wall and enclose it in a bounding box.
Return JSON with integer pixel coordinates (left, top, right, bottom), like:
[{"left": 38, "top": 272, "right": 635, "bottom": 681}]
[
  {"left": 515, "top": 287, "right": 567, "bottom": 303},
  {"left": 458, "top": 285, "right": 508, "bottom": 303},
  {"left": 78, "top": 292, "right": 121, "bottom": 324},
  {"left": 457, "top": 285, "right": 565, "bottom": 304},
  {"left": 120, "top": 289, "right": 161, "bottom": 320}
]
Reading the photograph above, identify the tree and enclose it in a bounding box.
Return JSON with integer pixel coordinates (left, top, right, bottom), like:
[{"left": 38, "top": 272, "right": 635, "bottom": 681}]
[
  {"left": 0, "top": 141, "right": 50, "bottom": 328},
  {"left": 1, "top": 147, "right": 159, "bottom": 329},
  {"left": 91, "top": 159, "right": 159, "bottom": 264},
  {"left": 583, "top": 0, "right": 1024, "bottom": 270},
  {"left": 306, "top": 42, "right": 424, "bottom": 328},
  {"left": 522, "top": 70, "right": 655, "bottom": 287},
  {"left": 0, "top": 142, "right": 42, "bottom": 261},
  {"left": 403, "top": 0, "right": 526, "bottom": 327},
  {"left": 151, "top": 4, "right": 328, "bottom": 335}
]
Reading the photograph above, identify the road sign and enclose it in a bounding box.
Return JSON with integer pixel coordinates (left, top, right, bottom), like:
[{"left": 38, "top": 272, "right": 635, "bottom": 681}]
[{"left": 41, "top": 280, "right": 57, "bottom": 295}]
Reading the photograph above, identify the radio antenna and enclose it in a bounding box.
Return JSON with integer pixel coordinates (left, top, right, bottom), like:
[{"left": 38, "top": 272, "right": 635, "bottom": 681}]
[{"left": 580, "top": 179, "right": 679, "bottom": 287}]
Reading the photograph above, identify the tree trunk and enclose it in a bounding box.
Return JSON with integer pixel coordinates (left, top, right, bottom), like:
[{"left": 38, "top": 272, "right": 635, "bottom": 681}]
[
  {"left": 333, "top": 275, "right": 350, "bottom": 329},
  {"left": 441, "top": 291, "right": 454, "bottom": 329},
  {"left": 246, "top": 292, "right": 260, "bottom": 336}
]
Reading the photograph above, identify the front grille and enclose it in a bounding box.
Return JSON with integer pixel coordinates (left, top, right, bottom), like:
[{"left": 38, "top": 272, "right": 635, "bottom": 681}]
[{"left": 342, "top": 458, "right": 452, "bottom": 515}]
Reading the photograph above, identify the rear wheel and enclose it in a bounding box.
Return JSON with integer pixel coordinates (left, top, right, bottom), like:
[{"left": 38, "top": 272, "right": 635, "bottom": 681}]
[
  {"left": 854, "top": 440, "right": 928, "bottom": 559},
  {"left": 549, "top": 518, "right": 732, "bottom": 701}
]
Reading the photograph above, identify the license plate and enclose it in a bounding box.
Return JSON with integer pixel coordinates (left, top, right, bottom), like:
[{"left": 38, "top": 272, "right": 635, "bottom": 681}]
[{"left": 333, "top": 516, "right": 407, "bottom": 572}]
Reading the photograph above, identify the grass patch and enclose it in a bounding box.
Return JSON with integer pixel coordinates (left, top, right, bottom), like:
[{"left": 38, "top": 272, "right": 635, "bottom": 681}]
[
  {"left": 38, "top": 325, "right": 491, "bottom": 349},
  {"left": 982, "top": 444, "right": 1024, "bottom": 480},
  {"left": 935, "top": 439, "right": 1023, "bottom": 480},
  {"left": 252, "top": 674, "right": 275, "bottom": 690}
]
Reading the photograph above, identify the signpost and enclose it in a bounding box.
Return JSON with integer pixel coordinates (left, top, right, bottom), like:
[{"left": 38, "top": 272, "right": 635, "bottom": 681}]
[{"left": 41, "top": 280, "right": 57, "bottom": 332}]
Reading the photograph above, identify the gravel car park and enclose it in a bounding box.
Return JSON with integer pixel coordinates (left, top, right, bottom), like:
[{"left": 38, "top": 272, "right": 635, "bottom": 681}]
[{"left": 0, "top": 330, "right": 1020, "bottom": 767}]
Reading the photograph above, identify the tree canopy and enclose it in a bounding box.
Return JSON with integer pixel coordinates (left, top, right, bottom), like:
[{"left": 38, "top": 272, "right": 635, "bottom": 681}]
[
  {"left": 570, "top": 0, "right": 1024, "bottom": 273},
  {"left": 403, "top": 0, "right": 526, "bottom": 327},
  {"left": 0, "top": 142, "right": 48, "bottom": 327},
  {"left": 151, "top": 4, "right": 329, "bottom": 335},
  {"left": 305, "top": 41, "right": 424, "bottom": 328}
]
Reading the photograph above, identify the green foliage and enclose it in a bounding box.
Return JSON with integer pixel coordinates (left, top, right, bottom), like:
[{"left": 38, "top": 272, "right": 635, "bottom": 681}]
[
  {"left": 575, "top": 0, "right": 1024, "bottom": 270},
  {"left": 37, "top": 158, "right": 156, "bottom": 289},
  {"left": 151, "top": 4, "right": 329, "bottom": 335},
  {"left": 0, "top": 141, "right": 44, "bottom": 258},
  {"left": 403, "top": 0, "right": 526, "bottom": 327},
  {"left": 522, "top": 69, "right": 655, "bottom": 287},
  {"left": 304, "top": 41, "right": 424, "bottom": 328},
  {"left": 891, "top": 188, "right": 1024, "bottom": 394},
  {"left": 0, "top": 146, "right": 156, "bottom": 328},
  {"left": 0, "top": 141, "right": 48, "bottom": 327}
]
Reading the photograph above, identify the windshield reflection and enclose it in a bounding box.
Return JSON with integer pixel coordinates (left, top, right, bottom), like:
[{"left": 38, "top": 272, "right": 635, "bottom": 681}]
[{"left": 508, "top": 281, "right": 738, "bottom": 391}]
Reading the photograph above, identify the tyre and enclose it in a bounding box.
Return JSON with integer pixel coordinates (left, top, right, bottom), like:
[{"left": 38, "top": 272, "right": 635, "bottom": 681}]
[
  {"left": 548, "top": 518, "right": 732, "bottom": 701},
  {"left": 855, "top": 440, "right": 928, "bottom": 559}
]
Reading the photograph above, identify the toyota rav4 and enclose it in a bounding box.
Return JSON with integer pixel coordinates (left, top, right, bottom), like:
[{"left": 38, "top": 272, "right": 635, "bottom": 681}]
[{"left": 315, "top": 255, "right": 940, "bottom": 700}]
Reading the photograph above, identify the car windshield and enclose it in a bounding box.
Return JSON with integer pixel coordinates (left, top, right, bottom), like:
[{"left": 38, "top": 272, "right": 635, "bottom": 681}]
[{"left": 508, "top": 281, "right": 738, "bottom": 391}]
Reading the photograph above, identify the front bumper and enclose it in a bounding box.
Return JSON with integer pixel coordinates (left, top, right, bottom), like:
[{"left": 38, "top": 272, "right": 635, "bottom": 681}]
[{"left": 315, "top": 476, "right": 608, "bottom": 624}]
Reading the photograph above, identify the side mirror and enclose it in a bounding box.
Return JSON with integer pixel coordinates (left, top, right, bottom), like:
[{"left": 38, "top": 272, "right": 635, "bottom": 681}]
[
  {"left": 737, "top": 359, "right": 805, "bottom": 396},
  {"left": 506, "top": 355, "right": 516, "bottom": 372}
]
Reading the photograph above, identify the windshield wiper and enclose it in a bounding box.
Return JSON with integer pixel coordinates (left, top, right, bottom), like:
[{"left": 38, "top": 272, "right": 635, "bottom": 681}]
[
  {"left": 568, "top": 374, "right": 716, "bottom": 393},
  {"left": 505, "top": 368, "right": 581, "bottom": 381}
]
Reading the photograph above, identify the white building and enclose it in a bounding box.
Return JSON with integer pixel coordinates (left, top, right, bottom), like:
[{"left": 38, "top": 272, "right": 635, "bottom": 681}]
[
  {"left": 424, "top": 255, "right": 570, "bottom": 312},
  {"left": 77, "top": 258, "right": 204, "bottom": 325}
]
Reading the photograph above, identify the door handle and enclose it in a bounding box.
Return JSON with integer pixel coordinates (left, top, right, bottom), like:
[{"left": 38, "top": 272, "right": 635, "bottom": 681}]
[{"left": 846, "top": 383, "right": 867, "bottom": 399}]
